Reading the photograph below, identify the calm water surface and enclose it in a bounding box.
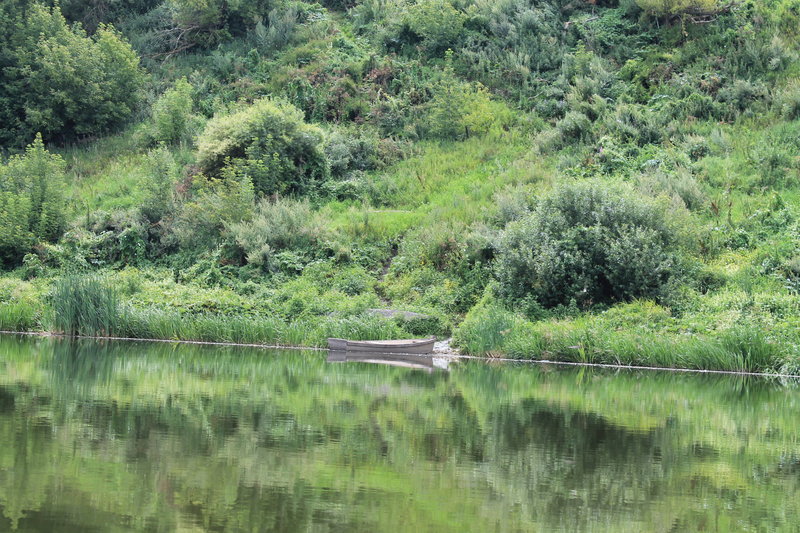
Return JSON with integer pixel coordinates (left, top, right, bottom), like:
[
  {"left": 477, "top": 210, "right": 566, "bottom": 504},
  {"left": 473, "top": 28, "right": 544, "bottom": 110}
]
[{"left": 1, "top": 336, "right": 799, "bottom": 532}]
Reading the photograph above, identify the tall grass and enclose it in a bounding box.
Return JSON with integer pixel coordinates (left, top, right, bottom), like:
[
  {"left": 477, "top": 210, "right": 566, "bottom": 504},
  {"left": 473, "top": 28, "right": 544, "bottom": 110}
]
[
  {"left": 119, "top": 307, "right": 285, "bottom": 345},
  {"left": 50, "top": 275, "right": 121, "bottom": 336},
  {"left": 0, "top": 302, "right": 39, "bottom": 331},
  {"left": 452, "top": 304, "right": 516, "bottom": 356},
  {"left": 454, "top": 304, "right": 791, "bottom": 373}
]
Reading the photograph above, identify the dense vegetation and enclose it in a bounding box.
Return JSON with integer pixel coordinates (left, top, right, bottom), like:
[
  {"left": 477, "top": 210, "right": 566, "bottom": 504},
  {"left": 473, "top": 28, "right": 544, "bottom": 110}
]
[{"left": 1, "top": 0, "right": 800, "bottom": 372}]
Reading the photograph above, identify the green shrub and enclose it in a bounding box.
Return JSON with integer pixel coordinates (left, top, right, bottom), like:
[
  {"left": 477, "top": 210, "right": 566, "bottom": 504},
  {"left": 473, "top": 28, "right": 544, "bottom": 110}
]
[
  {"left": 452, "top": 293, "right": 516, "bottom": 355},
  {"left": 607, "top": 104, "right": 663, "bottom": 146},
  {"left": 325, "top": 127, "right": 399, "bottom": 178},
  {"left": 150, "top": 77, "right": 197, "bottom": 144},
  {"left": 425, "top": 53, "right": 513, "bottom": 140},
  {"left": 775, "top": 81, "right": 800, "bottom": 120},
  {"left": 636, "top": 0, "right": 719, "bottom": 16},
  {"left": 458, "top": 0, "right": 563, "bottom": 101},
  {"left": 252, "top": 7, "right": 299, "bottom": 53},
  {"left": 140, "top": 147, "right": 179, "bottom": 224},
  {"left": 165, "top": 0, "right": 271, "bottom": 50},
  {"left": 226, "top": 197, "right": 322, "bottom": 269},
  {"left": 196, "top": 98, "right": 328, "bottom": 196},
  {"left": 496, "top": 181, "right": 684, "bottom": 309},
  {"left": 172, "top": 170, "right": 255, "bottom": 250},
  {"left": 556, "top": 111, "right": 593, "bottom": 143},
  {"left": 0, "top": 135, "right": 66, "bottom": 266},
  {"left": 404, "top": 0, "right": 466, "bottom": 56},
  {"left": 717, "top": 79, "right": 769, "bottom": 116},
  {"left": 636, "top": 168, "right": 706, "bottom": 211}
]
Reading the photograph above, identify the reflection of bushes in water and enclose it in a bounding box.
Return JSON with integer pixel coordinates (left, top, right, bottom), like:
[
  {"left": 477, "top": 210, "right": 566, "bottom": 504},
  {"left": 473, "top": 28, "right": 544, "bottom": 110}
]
[
  {"left": 492, "top": 397, "right": 658, "bottom": 462},
  {"left": 4, "top": 334, "right": 800, "bottom": 531}
]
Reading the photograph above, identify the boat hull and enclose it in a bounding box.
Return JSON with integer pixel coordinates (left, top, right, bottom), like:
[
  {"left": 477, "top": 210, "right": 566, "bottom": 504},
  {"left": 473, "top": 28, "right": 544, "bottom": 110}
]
[{"left": 327, "top": 337, "right": 435, "bottom": 355}]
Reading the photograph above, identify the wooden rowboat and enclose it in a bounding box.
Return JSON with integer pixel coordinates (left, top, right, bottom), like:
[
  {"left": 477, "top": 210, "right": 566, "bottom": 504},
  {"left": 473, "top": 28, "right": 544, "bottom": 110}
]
[{"left": 327, "top": 337, "right": 435, "bottom": 355}]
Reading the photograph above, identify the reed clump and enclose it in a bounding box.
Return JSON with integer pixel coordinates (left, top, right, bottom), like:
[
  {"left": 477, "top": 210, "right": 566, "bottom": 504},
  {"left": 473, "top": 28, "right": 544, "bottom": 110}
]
[{"left": 50, "top": 275, "right": 121, "bottom": 336}]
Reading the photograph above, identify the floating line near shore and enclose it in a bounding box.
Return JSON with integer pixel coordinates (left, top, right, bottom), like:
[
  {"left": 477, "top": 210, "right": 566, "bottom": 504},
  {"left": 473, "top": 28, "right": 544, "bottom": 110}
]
[{"left": 1, "top": 330, "right": 799, "bottom": 380}]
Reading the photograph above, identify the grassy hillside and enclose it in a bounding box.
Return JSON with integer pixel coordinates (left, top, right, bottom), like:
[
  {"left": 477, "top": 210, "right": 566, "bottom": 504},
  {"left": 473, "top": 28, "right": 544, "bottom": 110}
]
[{"left": 2, "top": 0, "right": 800, "bottom": 372}]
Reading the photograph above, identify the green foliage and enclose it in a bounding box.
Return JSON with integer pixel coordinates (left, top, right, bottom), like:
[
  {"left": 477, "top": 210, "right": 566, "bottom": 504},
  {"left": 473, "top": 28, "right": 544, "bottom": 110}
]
[
  {"left": 227, "top": 197, "right": 321, "bottom": 270},
  {"left": 0, "top": 135, "right": 66, "bottom": 266},
  {"left": 251, "top": 6, "right": 300, "bottom": 53},
  {"left": 404, "top": 0, "right": 466, "bottom": 56},
  {"left": 775, "top": 81, "right": 800, "bottom": 120},
  {"left": 0, "top": 3, "right": 145, "bottom": 145},
  {"left": 166, "top": 0, "right": 271, "bottom": 49},
  {"left": 196, "top": 98, "right": 328, "bottom": 196},
  {"left": 150, "top": 77, "right": 197, "bottom": 144},
  {"left": 636, "top": 0, "right": 719, "bottom": 15},
  {"left": 426, "top": 56, "right": 513, "bottom": 140},
  {"left": 57, "top": 0, "right": 161, "bottom": 31},
  {"left": 140, "top": 147, "right": 179, "bottom": 223},
  {"left": 452, "top": 290, "right": 517, "bottom": 355},
  {"left": 497, "top": 182, "right": 684, "bottom": 309},
  {"left": 636, "top": 168, "right": 706, "bottom": 211},
  {"left": 324, "top": 127, "right": 404, "bottom": 178},
  {"left": 173, "top": 171, "right": 255, "bottom": 250}
]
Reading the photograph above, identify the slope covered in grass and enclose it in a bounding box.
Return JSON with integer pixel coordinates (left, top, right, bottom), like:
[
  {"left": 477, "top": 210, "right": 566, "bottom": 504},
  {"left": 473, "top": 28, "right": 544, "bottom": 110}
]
[{"left": 1, "top": 0, "right": 800, "bottom": 372}]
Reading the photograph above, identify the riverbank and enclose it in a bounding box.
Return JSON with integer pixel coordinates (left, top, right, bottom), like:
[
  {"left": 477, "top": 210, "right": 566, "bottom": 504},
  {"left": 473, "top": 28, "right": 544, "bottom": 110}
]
[
  {"left": 4, "top": 327, "right": 800, "bottom": 381},
  {"left": 2, "top": 269, "right": 800, "bottom": 375},
  {"left": 2, "top": 279, "right": 799, "bottom": 377}
]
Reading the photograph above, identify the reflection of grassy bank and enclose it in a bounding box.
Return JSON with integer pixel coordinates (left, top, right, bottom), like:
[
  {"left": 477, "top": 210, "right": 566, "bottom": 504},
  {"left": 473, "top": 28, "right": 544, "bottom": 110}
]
[{"left": 1, "top": 336, "right": 799, "bottom": 532}]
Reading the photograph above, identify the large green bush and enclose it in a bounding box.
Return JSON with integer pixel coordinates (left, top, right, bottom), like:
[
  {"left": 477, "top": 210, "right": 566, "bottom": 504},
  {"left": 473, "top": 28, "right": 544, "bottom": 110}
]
[
  {"left": 0, "top": 135, "right": 66, "bottom": 266},
  {"left": 496, "top": 182, "right": 683, "bottom": 309},
  {"left": 0, "top": 2, "right": 145, "bottom": 145},
  {"left": 403, "top": 0, "right": 466, "bottom": 56},
  {"left": 196, "top": 98, "right": 328, "bottom": 196}
]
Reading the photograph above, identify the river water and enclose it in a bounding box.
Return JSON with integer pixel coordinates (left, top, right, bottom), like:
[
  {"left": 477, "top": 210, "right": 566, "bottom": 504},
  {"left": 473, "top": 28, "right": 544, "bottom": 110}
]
[{"left": 1, "top": 336, "right": 798, "bottom": 532}]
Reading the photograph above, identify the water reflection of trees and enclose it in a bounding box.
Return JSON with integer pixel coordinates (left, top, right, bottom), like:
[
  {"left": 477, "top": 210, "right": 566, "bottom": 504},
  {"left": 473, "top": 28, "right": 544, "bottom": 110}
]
[{"left": 1, "top": 337, "right": 799, "bottom": 532}]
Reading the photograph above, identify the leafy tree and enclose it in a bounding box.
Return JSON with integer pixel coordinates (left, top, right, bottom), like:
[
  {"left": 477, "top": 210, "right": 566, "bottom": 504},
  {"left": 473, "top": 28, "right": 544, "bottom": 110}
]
[
  {"left": 404, "top": 0, "right": 466, "bottom": 56},
  {"left": 0, "top": 134, "right": 66, "bottom": 266},
  {"left": 196, "top": 98, "right": 328, "bottom": 197},
  {"left": 0, "top": 2, "right": 145, "bottom": 146}
]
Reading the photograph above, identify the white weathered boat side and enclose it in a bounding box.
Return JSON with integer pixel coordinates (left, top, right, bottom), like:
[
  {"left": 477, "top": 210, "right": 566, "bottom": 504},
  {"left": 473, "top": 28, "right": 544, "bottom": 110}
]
[{"left": 337, "top": 337, "right": 435, "bottom": 355}]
